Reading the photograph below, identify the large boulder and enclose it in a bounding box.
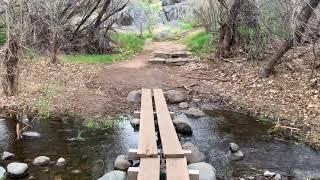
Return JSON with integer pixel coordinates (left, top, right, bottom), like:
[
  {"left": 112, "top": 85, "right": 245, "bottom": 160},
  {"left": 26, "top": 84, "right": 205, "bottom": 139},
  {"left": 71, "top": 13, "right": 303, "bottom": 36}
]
[
  {"left": 33, "top": 156, "right": 51, "bottom": 166},
  {"left": 7, "top": 162, "right": 28, "bottom": 178},
  {"left": 114, "top": 155, "right": 131, "bottom": 171},
  {"left": 188, "top": 162, "right": 216, "bottom": 180},
  {"left": 173, "top": 119, "right": 192, "bottom": 136},
  {"left": 2, "top": 151, "right": 14, "bottom": 160},
  {"left": 165, "top": 90, "right": 187, "bottom": 103},
  {"left": 0, "top": 166, "right": 6, "bottom": 179},
  {"left": 182, "top": 143, "right": 205, "bottom": 163},
  {"left": 183, "top": 108, "right": 205, "bottom": 118},
  {"left": 98, "top": 170, "right": 126, "bottom": 180},
  {"left": 127, "top": 90, "right": 142, "bottom": 103}
]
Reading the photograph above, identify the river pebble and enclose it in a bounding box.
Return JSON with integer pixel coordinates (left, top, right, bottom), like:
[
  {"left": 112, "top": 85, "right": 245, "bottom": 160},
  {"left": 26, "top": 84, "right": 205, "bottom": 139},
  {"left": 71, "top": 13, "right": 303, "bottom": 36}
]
[
  {"left": 130, "top": 118, "right": 140, "bottom": 128},
  {"left": 33, "top": 156, "right": 51, "bottom": 166},
  {"left": 183, "top": 108, "right": 205, "bottom": 118},
  {"left": 7, "top": 162, "right": 28, "bottom": 177},
  {"left": 0, "top": 166, "right": 6, "bottom": 179},
  {"left": 264, "top": 170, "right": 276, "bottom": 177},
  {"left": 182, "top": 143, "right": 205, "bottom": 163},
  {"left": 56, "top": 158, "right": 66, "bottom": 166},
  {"left": 229, "top": 143, "right": 239, "bottom": 153},
  {"left": 165, "top": 90, "right": 188, "bottom": 103},
  {"left": 98, "top": 170, "right": 126, "bottom": 180},
  {"left": 114, "top": 155, "right": 131, "bottom": 171},
  {"left": 21, "top": 131, "right": 41, "bottom": 138},
  {"left": 2, "top": 151, "right": 14, "bottom": 160},
  {"left": 173, "top": 118, "right": 193, "bottom": 135},
  {"left": 188, "top": 162, "right": 216, "bottom": 180},
  {"left": 178, "top": 102, "right": 189, "bottom": 109},
  {"left": 127, "top": 90, "right": 142, "bottom": 103}
]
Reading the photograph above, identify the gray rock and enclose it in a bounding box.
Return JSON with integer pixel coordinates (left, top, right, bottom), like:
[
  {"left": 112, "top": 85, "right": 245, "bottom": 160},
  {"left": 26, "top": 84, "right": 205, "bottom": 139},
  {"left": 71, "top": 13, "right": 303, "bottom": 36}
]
[
  {"left": 182, "top": 143, "right": 205, "bottom": 163},
  {"left": 188, "top": 162, "right": 216, "bottom": 180},
  {"left": 173, "top": 119, "right": 192, "bottom": 135},
  {"left": 7, "top": 162, "right": 28, "bottom": 177},
  {"left": 98, "top": 170, "right": 126, "bottom": 180},
  {"left": 228, "top": 150, "right": 244, "bottom": 161},
  {"left": 56, "top": 158, "right": 66, "bottom": 166},
  {"left": 165, "top": 58, "right": 189, "bottom": 66},
  {"left": 2, "top": 151, "right": 14, "bottom": 160},
  {"left": 33, "top": 156, "right": 51, "bottom": 166},
  {"left": 229, "top": 143, "right": 239, "bottom": 153},
  {"left": 274, "top": 174, "right": 281, "bottom": 180},
  {"left": 166, "top": 90, "right": 187, "bottom": 103},
  {"left": 178, "top": 102, "right": 189, "bottom": 109},
  {"left": 21, "top": 131, "right": 41, "bottom": 138},
  {"left": 114, "top": 155, "right": 131, "bottom": 171},
  {"left": 184, "top": 108, "right": 205, "bottom": 118},
  {"left": 0, "top": 166, "right": 6, "bottom": 179},
  {"left": 153, "top": 51, "right": 171, "bottom": 59},
  {"left": 263, "top": 170, "right": 276, "bottom": 177},
  {"left": 127, "top": 90, "right": 142, "bottom": 103},
  {"left": 149, "top": 58, "right": 166, "bottom": 64},
  {"left": 130, "top": 118, "right": 140, "bottom": 128}
]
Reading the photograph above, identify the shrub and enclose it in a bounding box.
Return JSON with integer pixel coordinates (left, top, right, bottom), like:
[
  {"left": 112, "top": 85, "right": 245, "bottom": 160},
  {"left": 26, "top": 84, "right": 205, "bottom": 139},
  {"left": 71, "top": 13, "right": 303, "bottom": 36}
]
[{"left": 185, "top": 30, "right": 213, "bottom": 55}]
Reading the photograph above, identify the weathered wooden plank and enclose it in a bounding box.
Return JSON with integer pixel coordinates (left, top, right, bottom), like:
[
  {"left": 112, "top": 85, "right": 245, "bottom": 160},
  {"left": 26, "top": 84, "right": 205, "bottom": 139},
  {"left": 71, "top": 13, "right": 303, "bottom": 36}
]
[
  {"left": 153, "top": 89, "right": 184, "bottom": 158},
  {"left": 138, "top": 157, "right": 160, "bottom": 180},
  {"left": 166, "top": 157, "right": 190, "bottom": 180},
  {"left": 137, "top": 89, "right": 158, "bottom": 157},
  {"left": 128, "top": 167, "right": 139, "bottom": 180}
]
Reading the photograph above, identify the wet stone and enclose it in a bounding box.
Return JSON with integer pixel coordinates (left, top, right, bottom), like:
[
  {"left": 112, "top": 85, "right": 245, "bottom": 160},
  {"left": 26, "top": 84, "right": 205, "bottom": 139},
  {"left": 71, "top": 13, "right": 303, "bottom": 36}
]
[
  {"left": 98, "top": 170, "right": 126, "bottom": 180},
  {"left": 2, "top": 151, "right": 15, "bottom": 160},
  {"left": 33, "top": 156, "right": 51, "bottom": 166},
  {"left": 7, "top": 162, "right": 28, "bottom": 178},
  {"left": 114, "top": 155, "right": 131, "bottom": 171}
]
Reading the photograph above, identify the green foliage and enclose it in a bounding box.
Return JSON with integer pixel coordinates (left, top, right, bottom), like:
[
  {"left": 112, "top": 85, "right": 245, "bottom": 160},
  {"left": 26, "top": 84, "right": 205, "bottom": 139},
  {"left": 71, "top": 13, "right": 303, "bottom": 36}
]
[
  {"left": 85, "top": 115, "right": 128, "bottom": 130},
  {"left": 0, "top": 29, "right": 6, "bottom": 45},
  {"left": 179, "top": 22, "right": 193, "bottom": 31},
  {"left": 36, "top": 83, "right": 56, "bottom": 119},
  {"left": 64, "top": 54, "right": 116, "bottom": 64},
  {"left": 185, "top": 31, "right": 213, "bottom": 55},
  {"left": 64, "top": 33, "right": 146, "bottom": 64},
  {"left": 114, "top": 33, "right": 146, "bottom": 53}
]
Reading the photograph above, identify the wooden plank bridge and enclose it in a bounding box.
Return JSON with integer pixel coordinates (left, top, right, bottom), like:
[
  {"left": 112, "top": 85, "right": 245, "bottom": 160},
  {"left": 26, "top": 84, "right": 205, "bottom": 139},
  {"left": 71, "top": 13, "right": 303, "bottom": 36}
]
[{"left": 127, "top": 89, "right": 199, "bottom": 180}]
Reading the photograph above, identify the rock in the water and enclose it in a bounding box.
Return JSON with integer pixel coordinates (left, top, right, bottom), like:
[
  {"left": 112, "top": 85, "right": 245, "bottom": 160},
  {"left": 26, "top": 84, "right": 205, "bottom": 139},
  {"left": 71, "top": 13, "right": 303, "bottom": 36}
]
[
  {"left": 2, "top": 151, "right": 14, "bottom": 160},
  {"left": 188, "top": 162, "right": 216, "bottom": 180},
  {"left": 149, "top": 58, "right": 166, "bottom": 64},
  {"left": 21, "top": 131, "right": 41, "bottom": 138},
  {"left": 33, "top": 156, "right": 51, "bottom": 166},
  {"left": 173, "top": 119, "right": 192, "bottom": 135},
  {"left": 114, "top": 155, "right": 131, "bottom": 171},
  {"left": 182, "top": 143, "right": 205, "bottom": 163},
  {"left": 7, "top": 162, "right": 28, "bottom": 177},
  {"left": 184, "top": 108, "right": 205, "bottom": 118},
  {"left": 98, "top": 170, "right": 126, "bottom": 180},
  {"left": 56, "top": 158, "right": 66, "bottom": 166},
  {"left": 229, "top": 143, "right": 239, "bottom": 153},
  {"left": 178, "top": 102, "right": 189, "bottom": 109},
  {"left": 127, "top": 90, "right": 142, "bottom": 103},
  {"left": 263, "top": 170, "right": 276, "bottom": 177},
  {"left": 0, "top": 166, "right": 6, "bottom": 179},
  {"left": 130, "top": 118, "right": 140, "bottom": 128},
  {"left": 166, "top": 90, "right": 187, "bottom": 103},
  {"left": 274, "top": 174, "right": 281, "bottom": 180},
  {"left": 228, "top": 150, "right": 244, "bottom": 161}
]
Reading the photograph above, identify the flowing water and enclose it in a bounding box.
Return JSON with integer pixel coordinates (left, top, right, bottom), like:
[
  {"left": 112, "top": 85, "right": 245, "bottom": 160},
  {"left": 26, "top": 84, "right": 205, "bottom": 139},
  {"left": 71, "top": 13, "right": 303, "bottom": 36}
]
[{"left": 0, "top": 110, "right": 320, "bottom": 180}]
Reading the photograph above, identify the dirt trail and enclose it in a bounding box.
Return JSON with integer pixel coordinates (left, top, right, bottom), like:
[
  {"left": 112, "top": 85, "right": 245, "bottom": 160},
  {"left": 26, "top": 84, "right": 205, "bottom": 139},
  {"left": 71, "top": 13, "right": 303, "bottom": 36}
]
[{"left": 76, "top": 41, "right": 192, "bottom": 115}]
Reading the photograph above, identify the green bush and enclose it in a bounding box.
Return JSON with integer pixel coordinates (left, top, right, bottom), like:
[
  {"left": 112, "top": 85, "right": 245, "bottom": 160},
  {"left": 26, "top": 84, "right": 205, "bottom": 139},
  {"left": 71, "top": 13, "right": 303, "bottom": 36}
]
[
  {"left": 185, "top": 31, "right": 213, "bottom": 55},
  {"left": 179, "top": 22, "right": 193, "bottom": 31},
  {"left": 114, "top": 33, "right": 146, "bottom": 53},
  {"left": 0, "top": 29, "right": 6, "bottom": 45}
]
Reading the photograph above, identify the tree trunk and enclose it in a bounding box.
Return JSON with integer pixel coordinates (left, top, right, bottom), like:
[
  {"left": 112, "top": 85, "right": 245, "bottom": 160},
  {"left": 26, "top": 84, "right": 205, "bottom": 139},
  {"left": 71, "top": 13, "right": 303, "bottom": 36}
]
[
  {"left": 2, "top": 33, "right": 19, "bottom": 96},
  {"left": 261, "top": 0, "right": 320, "bottom": 78},
  {"left": 50, "top": 31, "right": 59, "bottom": 64},
  {"left": 216, "top": 0, "right": 243, "bottom": 58}
]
